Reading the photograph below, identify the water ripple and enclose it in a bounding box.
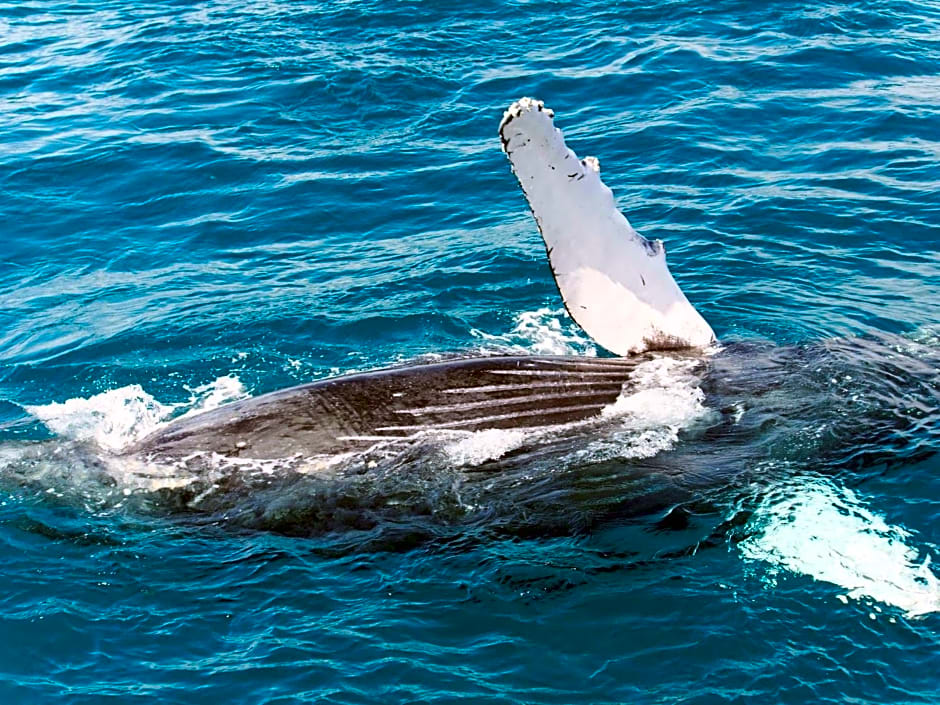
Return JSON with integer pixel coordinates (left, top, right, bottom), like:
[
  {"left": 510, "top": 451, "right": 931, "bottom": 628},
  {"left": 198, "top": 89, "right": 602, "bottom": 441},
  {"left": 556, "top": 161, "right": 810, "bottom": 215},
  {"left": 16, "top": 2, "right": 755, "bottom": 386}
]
[{"left": 1, "top": 0, "right": 938, "bottom": 702}]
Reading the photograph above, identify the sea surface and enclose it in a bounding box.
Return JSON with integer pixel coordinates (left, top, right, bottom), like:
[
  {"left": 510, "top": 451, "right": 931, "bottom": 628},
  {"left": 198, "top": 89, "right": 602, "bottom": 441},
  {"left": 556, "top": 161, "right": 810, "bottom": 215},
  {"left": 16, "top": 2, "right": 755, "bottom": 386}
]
[{"left": 1, "top": 1, "right": 939, "bottom": 702}]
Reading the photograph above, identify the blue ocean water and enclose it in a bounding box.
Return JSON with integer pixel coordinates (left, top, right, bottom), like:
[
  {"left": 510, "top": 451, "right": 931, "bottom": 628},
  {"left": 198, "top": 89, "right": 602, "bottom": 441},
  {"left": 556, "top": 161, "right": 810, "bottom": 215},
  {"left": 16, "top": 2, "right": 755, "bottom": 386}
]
[{"left": 1, "top": 0, "right": 939, "bottom": 702}]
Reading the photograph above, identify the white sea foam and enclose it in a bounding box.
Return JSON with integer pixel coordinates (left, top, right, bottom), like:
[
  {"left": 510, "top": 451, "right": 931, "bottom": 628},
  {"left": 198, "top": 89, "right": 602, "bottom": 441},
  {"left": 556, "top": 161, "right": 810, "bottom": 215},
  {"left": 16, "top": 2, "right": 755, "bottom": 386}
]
[
  {"left": 584, "top": 356, "right": 712, "bottom": 462},
  {"left": 603, "top": 357, "right": 705, "bottom": 422},
  {"left": 180, "top": 374, "right": 248, "bottom": 418},
  {"left": 739, "top": 477, "right": 939, "bottom": 617},
  {"left": 472, "top": 307, "right": 597, "bottom": 356},
  {"left": 26, "top": 375, "right": 249, "bottom": 454},
  {"left": 905, "top": 324, "right": 940, "bottom": 349},
  {"left": 439, "top": 355, "right": 710, "bottom": 467},
  {"left": 441, "top": 428, "right": 531, "bottom": 466},
  {"left": 26, "top": 386, "right": 174, "bottom": 453}
]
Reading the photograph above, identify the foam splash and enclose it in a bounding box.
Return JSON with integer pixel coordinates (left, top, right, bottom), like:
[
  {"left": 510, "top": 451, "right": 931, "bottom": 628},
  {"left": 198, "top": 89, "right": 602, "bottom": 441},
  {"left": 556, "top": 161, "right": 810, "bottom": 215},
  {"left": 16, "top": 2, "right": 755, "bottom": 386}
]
[
  {"left": 584, "top": 356, "right": 712, "bottom": 462},
  {"left": 604, "top": 357, "right": 705, "bottom": 422},
  {"left": 439, "top": 356, "right": 710, "bottom": 467},
  {"left": 25, "top": 376, "right": 248, "bottom": 453},
  {"left": 25, "top": 386, "right": 173, "bottom": 453},
  {"left": 905, "top": 324, "right": 940, "bottom": 349},
  {"left": 441, "top": 428, "right": 531, "bottom": 466},
  {"left": 472, "top": 307, "right": 597, "bottom": 356},
  {"left": 180, "top": 375, "right": 248, "bottom": 418},
  {"left": 739, "top": 477, "right": 939, "bottom": 617}
]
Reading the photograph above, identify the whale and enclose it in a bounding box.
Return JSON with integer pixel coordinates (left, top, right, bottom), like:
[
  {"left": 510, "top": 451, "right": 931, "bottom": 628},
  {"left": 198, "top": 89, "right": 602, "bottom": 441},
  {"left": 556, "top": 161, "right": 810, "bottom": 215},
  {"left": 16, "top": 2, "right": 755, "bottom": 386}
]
[
  {"left": 128, "top": 99, "right": 720, "bottom": 467},
  {"left": 11, "top": 99, "right": 936, "bottom": 553},
  {"left": 6, "top": 99, "right": 936, "bottom": 613}
]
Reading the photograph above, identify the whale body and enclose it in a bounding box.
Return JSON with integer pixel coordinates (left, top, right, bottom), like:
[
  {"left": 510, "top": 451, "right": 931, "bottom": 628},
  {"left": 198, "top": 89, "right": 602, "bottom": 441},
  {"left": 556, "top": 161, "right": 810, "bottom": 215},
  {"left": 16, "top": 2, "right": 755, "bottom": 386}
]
[
  {"left": 18, "top": 99, "right": 933, "bottom": 549},
  {"left": 130, "top": 99, "right": 716, "bottom": 465},
  {"left": 7, "top": 99, "right": 936, "bottom": 615},
  {"left": 128, "top": 355, "right": 643, "bottom": 462}
]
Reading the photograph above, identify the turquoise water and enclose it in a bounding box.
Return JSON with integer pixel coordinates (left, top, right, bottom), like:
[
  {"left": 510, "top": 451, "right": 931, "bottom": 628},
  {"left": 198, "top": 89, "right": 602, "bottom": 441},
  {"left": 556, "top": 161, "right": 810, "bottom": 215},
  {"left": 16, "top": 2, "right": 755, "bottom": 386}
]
[{"left": 2, "top": 1, "right": 939, "bottom": 702}]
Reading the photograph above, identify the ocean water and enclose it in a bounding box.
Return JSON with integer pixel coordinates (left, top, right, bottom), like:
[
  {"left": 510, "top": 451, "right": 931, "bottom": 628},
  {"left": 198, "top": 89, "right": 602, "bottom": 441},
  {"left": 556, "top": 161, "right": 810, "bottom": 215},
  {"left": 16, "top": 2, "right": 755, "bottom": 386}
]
[{"left": 1, "top": 0, "right": 939, "bottom": 702}]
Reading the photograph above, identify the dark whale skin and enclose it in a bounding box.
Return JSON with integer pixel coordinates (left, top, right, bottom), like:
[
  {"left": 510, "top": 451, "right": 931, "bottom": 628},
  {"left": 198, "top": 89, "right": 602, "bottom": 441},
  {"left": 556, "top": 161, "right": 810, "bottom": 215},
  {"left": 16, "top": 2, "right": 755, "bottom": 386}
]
[{"left": 127, "top": 355, "right": 645, "bottom": 461}]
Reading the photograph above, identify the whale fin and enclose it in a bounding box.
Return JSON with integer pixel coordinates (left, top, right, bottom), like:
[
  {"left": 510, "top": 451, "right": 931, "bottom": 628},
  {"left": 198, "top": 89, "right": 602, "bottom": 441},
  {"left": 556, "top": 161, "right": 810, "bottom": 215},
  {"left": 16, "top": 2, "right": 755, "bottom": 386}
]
[{"left": 500, "top": 98, "right": 715, "bottom": 356}]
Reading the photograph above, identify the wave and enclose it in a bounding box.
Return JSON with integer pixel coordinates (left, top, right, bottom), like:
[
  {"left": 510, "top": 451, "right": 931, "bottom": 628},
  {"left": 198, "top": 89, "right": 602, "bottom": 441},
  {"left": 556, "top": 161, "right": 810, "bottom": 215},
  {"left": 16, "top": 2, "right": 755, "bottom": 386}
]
[
  {"left": 24, "top": 375, "right": 247, "bottom": 453},
  {"left": 471, "top": 307, "right": 598, "bottom": 357}
]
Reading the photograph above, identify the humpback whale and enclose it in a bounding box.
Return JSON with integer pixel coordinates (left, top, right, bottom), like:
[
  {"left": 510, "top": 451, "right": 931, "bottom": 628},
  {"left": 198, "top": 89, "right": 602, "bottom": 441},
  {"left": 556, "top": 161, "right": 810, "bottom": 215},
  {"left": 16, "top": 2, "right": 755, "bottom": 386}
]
[
  {"left": 13, "top": 100, "right": 935, "bottom": 546},
  {"left": 8, "top": 100, "right": 936, "bottom": 611},
  {"left": 128, "top": 98, "right": 718, "bottom": 466}
]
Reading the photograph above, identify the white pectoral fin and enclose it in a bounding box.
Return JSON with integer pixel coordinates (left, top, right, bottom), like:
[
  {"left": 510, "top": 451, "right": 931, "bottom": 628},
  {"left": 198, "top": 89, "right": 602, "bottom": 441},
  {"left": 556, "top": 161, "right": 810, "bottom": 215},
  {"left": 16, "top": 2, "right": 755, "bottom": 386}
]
[{"left": 500, "top": 97, "right": 716, "bottom": 355}]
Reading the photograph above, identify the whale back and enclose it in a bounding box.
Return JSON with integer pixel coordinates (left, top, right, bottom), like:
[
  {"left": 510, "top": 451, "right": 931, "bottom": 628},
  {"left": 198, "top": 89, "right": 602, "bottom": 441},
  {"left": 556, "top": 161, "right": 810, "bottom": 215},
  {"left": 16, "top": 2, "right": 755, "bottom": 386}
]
[{"left": 129, "top": 355, "right": 643, "bottom": 461}]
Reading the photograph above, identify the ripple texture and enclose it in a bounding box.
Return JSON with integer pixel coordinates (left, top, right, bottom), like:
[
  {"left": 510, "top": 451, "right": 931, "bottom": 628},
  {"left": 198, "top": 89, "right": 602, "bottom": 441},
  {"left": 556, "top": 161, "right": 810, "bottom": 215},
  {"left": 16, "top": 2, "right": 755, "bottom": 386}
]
[{"left": 1, "top": 1, "right": 938, "bottom": 703}]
